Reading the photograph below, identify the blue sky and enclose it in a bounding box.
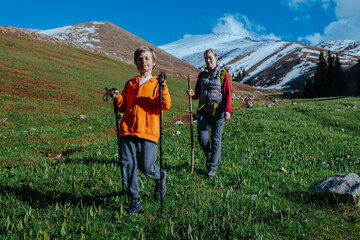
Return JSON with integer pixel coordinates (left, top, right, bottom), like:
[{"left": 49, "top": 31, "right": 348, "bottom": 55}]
[{"left": 1, "top": 0, "right": 360, "bottom": 45}]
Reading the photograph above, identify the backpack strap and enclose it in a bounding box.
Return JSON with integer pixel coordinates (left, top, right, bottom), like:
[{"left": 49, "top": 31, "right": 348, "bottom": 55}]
[{"left": 220, "top": 68, "right": 226, "bottom": 85}]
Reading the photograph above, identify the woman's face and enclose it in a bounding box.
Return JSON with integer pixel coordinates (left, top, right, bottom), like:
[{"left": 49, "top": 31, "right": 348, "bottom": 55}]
[
  {"left": 136, "top": 51, "right": 156, "bottom": 74},
  {"left": 204, "top": 52, "right": 218, "bottom": 71}
]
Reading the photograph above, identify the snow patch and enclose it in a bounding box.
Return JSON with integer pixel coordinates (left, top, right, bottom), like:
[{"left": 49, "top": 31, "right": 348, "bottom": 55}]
[{"left": 38, "top": 23, "right": 102, "bottom": 47}]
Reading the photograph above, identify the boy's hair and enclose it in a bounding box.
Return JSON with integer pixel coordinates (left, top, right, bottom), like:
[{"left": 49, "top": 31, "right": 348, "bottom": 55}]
[
  {"left": 134, "top": 46, "right": 157, "bottom": 69},
  {"left": 204, "top": 48, "right": 218, "bottom": 58}
]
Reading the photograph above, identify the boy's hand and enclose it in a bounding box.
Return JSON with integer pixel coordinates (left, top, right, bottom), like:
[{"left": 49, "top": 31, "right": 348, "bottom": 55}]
[
  {"left": 109, "top": 89, "right": 119, "bottom": 98},
  {"left": 160, "top": 79, "right": 167, "bottom": 86}
]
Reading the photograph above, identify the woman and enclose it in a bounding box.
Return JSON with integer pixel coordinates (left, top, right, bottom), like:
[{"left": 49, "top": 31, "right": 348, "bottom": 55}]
[{"left": 187, "top": 49, "right": 232, "bottom": 177}]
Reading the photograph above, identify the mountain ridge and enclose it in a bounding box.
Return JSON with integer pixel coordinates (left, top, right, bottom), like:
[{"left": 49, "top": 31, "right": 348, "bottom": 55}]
[
  {"left": 31, "top": 21, "right": 200, "bottom": 79},
  {"left": 1, "top": 23, "right": 275, "bottom": 95},
  {"left": 160, "top": 33, "right": 360, "bottom": 89}
]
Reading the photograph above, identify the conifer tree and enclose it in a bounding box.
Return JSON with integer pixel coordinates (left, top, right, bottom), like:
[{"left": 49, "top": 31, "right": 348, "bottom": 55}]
[
  {"left": 333, "top": 54, "right": 347, "bottom": 95},
  {"left": 313, "top": 51, "right": 327, "bottom": 97},
  {"left": 233, "top": 69, "right": 245, "bottom": 82},
  {"left": 326, "top": 51, "right": 335, "bottom": 96},
  {"left": 303, "top": 77, "right": 313, "bottom": 98},
  {"left": 357, "top": 59, "right": 360, "bottom": 95},
  {"left": 242, "top": 69, "right": 246, "bottom": 80}
]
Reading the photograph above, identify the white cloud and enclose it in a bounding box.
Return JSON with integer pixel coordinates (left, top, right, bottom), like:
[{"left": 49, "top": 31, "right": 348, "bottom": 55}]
[
  {"left": 285, "top": 0, "right": 332, "bottom": 10},
  {"left": 334, "top": 0, "right": 360, "bottom": 20},
  {"left": 285, "top": 0, "right": 316, "bottom": 10},
  {"left": 322, "top": 0, "right": 331, "bottom": 10},
  {"left": 212, "top": 14, "right": 253, "bottom": 38},
  {"left": 212, "top": 14, "right": 280, "bottom": 40},
  {"left": 298, "top": 33, "right": 322, "bottom": 44},
  {"left": 298, "top": 0, "right": 360, "bottom": 44},
  {"left": 294, "top": 15, "right": 311, "bottom": 24}
]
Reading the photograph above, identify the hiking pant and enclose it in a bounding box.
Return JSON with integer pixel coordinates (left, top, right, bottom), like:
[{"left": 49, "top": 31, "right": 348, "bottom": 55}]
[
  {"left": 119, "top": 136, "right": 161, "bottom": 199},
  {"left": 197, "top": 109, "right": 226, "bottom": 171}
]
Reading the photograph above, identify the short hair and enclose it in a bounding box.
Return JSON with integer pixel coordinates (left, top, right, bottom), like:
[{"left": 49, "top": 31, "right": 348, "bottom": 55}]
[
  {"left": 134, "top": 46, "right": 157, "bottom": 69},
  {"left": 204, "top": 48, "right": 218, "bottom": 58}
]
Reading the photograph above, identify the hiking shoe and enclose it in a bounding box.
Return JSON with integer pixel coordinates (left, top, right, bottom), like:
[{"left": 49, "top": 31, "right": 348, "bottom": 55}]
[
  {"left": 206, "top": 169, "right": 217, "bottom": 178},
  {"left": 126, "top": 198, "right": 143, "bottom": 215},
  {"left": 154, "top": 171, "right": 166, "bottom": 200}
]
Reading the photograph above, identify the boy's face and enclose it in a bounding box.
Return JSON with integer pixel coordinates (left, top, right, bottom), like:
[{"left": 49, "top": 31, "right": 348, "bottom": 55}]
[{"left": 136, "top": 51, "right": 156, "bottom": 74}]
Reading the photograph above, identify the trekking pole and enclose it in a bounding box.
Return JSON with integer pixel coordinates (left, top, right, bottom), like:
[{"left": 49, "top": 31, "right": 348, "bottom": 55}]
[
  {"left": 103, "top": 88, "right": 126, "bottom": 195},
  {"left": 188, "top": 75, "right": 195, "bottom": 174},
  {"left": 157, "top": 73, "right": 166, "bottom": 219}
]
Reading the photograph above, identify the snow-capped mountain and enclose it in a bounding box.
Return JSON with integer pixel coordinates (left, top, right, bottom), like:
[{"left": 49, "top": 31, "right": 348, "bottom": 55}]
[
  {"left": 27, "top": 21, "right": 360, "bottom": 90},
  {"left": 316, "top": 40, "right": 360, "bottom": 56},
  {"left": 31, "top": 21, "right": 199, "bottom": 79},
  {"left": 160, "top": 34, "right": 360, "bottom": 89}
]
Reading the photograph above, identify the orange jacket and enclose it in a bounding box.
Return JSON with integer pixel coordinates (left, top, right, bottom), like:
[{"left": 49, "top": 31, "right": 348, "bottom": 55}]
[{"left": 116, "top": 76, "right": 171, "bottom": 143}]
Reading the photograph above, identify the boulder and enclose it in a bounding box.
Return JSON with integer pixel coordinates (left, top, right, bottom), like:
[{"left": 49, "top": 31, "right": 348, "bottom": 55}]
[
  {"left": 174, "top": 121, "right": 183, "bottom": 126},
  {"left": 245, "top": 100, "right": 254, "bottom": 108},
  {"left": 310, "top": 173, "right": 360, "bottom": 205}
]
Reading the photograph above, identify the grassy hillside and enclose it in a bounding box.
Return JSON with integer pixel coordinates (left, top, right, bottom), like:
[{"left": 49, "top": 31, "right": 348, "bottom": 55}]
[
  {"left": 0, "top": 32, "right": 200, "bottom": 167},
  {"left": 1, "top": 33, "right": 360, "bottom": 239}
]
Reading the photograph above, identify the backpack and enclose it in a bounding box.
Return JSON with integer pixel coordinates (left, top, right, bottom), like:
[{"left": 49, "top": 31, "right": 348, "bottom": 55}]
[{"left": 198, "top": 67, "right": 233, "bottom": 113}]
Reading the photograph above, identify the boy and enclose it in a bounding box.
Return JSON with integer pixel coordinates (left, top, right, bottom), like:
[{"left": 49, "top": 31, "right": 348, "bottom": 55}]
[{"left": 110, "top": 46, "right": 171, "bottom": 214}]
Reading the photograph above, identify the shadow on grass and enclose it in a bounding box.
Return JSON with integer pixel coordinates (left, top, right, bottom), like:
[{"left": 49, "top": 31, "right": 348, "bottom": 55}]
[
  {"left": 0, "top": 184, "right": 126, "bottom": 209},
  {"left": 164, "top": 162, "right": 208, "bottom": 176},
  {"left": 281, "top": 190, "right": 351, "bottom": 209},
  {"left": 64, "top": 157, "right": 119, "bottom": 165}
]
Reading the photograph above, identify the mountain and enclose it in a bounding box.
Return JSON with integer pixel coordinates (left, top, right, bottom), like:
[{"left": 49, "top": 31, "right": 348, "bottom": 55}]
[
  {"left": 1, "top": 24, "right": 277, "bottom": 96},
  {"left": 316, "top": 40, "right": 360, "bottom": 56},
  {"left": 159, "top": 33, "right": 360, "bottom": 89},
  {"left": 33, "top": 21, "right": 200, "bottom": 79}
]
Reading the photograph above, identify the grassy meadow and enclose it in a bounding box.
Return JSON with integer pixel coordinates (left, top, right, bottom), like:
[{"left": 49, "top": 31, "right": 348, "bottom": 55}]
[{"left": 1, "top": 32, "right": 360, "bottom": 239}]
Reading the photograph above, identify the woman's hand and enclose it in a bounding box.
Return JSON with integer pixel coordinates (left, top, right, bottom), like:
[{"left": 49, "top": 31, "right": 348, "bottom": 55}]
[
  {"left": 187, "top": 89, "right": 194, "bottom": 97},
  {"left": 109, "top": 89, "right": 119, "bottom": 98},
  {"left": 224, "top": 111, "right": 231, "bottom": 121}
]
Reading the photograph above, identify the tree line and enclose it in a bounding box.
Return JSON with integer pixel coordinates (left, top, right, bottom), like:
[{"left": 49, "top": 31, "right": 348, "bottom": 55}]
[
  {"left": 358, "top": 59, "right": 360, "bottom": 95},
  {"left": 303, "top": 50, "right": 349, "bottom": 98}
]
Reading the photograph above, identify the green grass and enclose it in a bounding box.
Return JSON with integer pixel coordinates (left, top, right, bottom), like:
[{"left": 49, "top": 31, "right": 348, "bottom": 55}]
[
  {"left": 1, "top": 32, "right": 360, "bottom": 239},
  {"left": 0, "top": 32, "right": 199, "bottom": 167}
]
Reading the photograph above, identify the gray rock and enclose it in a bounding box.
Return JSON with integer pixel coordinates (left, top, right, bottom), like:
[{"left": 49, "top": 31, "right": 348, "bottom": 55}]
[
  {"left": 245, "top": 100, "right": 254, "bottom": 108},
  {"left": 171, "top": 131, "right": 181, "bottom": 137},
  {"left": 245, "top": 194, "right": 258, "bottom": 200},
  {"left": 174, "top": 121, "right": 183, "bottom": 126},
  {"left": 310, "top": 173, "right": 360, "bottom": 205}
]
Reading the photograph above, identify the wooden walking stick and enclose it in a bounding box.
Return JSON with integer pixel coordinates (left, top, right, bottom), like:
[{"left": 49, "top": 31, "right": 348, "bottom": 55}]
[{"left": 188, "top": 75, "right": 195, "bottom": 174}]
